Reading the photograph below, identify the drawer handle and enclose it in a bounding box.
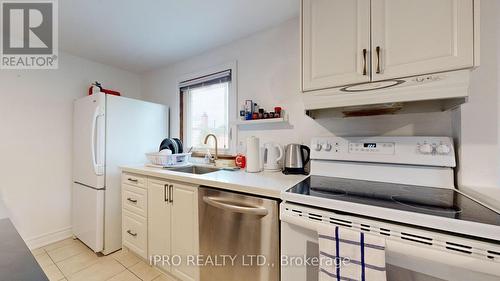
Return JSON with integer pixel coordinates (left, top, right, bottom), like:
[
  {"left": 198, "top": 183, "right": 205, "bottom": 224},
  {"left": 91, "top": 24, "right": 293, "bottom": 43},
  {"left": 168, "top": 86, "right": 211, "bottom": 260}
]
[
  {"left": 127, "top": 198, "right": 137, "bottom": 204},
  {"left": 127, "top": 178, "right": 138, "bottom": 183},
  {"left": 127, "top": 230, "right": 137, "bottom": 237}
]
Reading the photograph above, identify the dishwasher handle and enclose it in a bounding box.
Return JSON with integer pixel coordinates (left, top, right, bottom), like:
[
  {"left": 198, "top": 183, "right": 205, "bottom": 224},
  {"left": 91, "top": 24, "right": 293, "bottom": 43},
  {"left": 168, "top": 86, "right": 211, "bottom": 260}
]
[{"left": 203, "top": 196, "right": 269, "bottom": 216}]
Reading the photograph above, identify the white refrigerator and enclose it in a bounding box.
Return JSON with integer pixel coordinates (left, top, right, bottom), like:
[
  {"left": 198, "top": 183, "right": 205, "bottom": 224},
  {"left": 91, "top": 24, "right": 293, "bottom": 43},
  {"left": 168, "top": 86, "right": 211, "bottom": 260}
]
[{"left": 73, "top": 93, "right": 168, "bottom": 254}]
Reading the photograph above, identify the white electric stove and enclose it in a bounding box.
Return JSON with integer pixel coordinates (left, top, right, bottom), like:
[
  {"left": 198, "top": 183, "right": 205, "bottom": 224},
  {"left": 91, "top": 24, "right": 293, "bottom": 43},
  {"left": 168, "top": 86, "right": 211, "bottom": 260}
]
[{"left": 280, "top": 136, "right": 500, "bottom": 281}]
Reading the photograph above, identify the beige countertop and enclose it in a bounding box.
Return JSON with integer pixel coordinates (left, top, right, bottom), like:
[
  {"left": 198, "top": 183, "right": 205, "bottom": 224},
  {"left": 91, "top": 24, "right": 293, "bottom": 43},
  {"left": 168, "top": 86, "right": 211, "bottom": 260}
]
[{"left": 121, "top": 165, "right": 308, "bottom": 198}]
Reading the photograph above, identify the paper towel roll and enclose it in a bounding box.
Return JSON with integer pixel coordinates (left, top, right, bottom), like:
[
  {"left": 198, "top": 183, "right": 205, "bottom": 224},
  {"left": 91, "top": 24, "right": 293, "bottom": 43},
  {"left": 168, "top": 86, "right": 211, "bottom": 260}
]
[{"left": 246, "top": 136, "right": 261, "bottom": 173}]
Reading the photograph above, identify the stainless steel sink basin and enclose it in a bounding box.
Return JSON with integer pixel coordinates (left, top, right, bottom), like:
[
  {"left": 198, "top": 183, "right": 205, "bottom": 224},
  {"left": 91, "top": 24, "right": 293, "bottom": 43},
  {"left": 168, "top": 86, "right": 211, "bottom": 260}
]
[{"left": 169, "top": 165, "right": 219, "bottom": 175}]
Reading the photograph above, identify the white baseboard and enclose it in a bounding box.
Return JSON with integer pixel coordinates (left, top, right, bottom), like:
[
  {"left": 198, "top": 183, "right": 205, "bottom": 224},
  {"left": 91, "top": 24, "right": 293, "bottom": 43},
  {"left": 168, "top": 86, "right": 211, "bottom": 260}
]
[{"left": 25, "top": 226, "right": 73, "bottom": 250}]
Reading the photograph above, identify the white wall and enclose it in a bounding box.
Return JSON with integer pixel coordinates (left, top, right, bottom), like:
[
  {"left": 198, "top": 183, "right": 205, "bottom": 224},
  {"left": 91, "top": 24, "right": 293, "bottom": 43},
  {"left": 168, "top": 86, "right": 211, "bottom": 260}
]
[
  {"left": 142, "top": 18, "right": 453, "bottom": 153},
  {"left": 0, "top": 52, "right": 141, "bottom": 248},
  {"left": 455, "top": 0, "right": 500, "bottom": 206},
  {"left": 143, "top": 8, "right": 500, "bottom": 205}
]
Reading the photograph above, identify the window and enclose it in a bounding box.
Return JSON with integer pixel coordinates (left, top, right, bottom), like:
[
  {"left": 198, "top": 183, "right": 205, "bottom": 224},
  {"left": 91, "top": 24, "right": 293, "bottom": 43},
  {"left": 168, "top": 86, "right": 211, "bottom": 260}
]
[{"left": 180, "top": 68, "right": 236, "bottom": 154}]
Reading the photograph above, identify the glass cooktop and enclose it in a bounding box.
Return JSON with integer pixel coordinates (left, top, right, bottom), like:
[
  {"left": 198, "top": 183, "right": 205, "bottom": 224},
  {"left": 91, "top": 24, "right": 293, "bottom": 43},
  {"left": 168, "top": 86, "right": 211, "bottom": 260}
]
[{"left": 287, "top": 176, "right": 500, "bottom": 227}]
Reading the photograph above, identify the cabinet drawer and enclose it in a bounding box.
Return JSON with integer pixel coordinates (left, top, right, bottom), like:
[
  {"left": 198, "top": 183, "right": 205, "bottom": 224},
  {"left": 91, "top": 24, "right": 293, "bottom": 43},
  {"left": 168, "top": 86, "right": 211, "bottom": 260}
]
[
  {"left": 122, "top": 173, "right": 147, "bottom": 188},
  {"left": 123, "top": 210, "right": 147, "bottom": 259},
  {"left": 123, "top": 184, "right": 148, "bottom": 217}
]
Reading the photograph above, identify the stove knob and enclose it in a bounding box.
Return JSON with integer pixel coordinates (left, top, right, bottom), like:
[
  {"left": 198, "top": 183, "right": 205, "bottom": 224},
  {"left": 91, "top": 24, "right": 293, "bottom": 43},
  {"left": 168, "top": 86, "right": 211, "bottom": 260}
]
[
  {"left": 436, "top": 144, "right": 451, "bottom": 155},
  {"left": 416, "top": 77, "right": 425, "bottom": 83},
  {"left": 314, "top": 143, "right": 322, "bottom": 151},
  {"left": 419, "top": 143, "right": 433, "bottom": 154},
  {"left": 323, "top": 143, "right": 332, "bottom": 151}
]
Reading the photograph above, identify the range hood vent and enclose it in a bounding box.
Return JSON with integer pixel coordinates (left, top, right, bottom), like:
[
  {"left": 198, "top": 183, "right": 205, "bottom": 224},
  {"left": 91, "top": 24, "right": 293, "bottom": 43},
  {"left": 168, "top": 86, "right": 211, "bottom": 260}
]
[{"left": 303, "top": 70, "right": 470, "bottom": 118}]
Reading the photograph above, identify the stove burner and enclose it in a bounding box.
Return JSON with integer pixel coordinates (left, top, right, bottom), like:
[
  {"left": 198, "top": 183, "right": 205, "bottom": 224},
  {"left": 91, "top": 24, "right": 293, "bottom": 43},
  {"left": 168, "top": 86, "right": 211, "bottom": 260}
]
[{"left": 391, "top": 195, "right": 463, "bottom": 215}]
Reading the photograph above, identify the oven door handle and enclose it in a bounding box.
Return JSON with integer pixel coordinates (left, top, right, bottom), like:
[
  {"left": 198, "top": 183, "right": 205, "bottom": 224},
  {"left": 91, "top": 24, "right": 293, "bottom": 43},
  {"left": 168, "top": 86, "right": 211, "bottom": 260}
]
[{"left": 203, "top": 196, "right": 268, "bottom": 216}]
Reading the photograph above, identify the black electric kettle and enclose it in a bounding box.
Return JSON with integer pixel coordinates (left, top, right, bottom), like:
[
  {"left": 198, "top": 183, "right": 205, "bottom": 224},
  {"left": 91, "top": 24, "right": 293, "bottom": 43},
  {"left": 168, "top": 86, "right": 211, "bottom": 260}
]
[{"left": 283, "top": 144, "right": 310, "bottom": 175}]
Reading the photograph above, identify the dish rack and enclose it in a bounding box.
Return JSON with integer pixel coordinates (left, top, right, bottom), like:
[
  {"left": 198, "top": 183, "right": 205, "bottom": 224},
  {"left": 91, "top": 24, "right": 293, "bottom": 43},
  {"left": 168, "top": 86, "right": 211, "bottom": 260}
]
[{"left": 146, "top": 152, "right": 192, "bottom": 167}]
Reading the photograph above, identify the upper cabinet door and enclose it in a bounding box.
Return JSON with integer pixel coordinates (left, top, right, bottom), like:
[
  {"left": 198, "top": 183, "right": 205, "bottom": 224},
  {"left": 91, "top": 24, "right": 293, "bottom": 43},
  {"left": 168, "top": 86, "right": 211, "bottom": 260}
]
[
  {"left": 302, "top": 0, "right": 371, "bottom": 91},
  {"left": 371, "top": 0, "right": 474, "bottom": 81}
]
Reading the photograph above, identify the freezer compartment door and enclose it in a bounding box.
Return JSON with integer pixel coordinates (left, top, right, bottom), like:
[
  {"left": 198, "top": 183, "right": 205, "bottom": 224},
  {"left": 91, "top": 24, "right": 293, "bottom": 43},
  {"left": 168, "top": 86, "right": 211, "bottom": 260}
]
[
  {"left": 72, "top": 182, "right": 104, "bottom": 252},
  {"left": 73, "top": 93, "right": 105, "bottom": 189}
]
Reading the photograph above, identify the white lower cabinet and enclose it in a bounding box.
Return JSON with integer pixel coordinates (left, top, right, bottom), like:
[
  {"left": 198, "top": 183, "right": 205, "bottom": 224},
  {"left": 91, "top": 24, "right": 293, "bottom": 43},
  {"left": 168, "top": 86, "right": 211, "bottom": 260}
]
[
  {"left": 122, "top": 173, "right": 149, "bottom": 260},
  {"left": 123, "top": 184, "right": 148, "bottom": 217},
  {"left": 122, "top": 174, "right": 199, "bottom": 281},
  {"left": 122, "top": 209, "right": 148, "bottom": 259},
  {"left": 148, "top": 179, "right": 172, "bottom": 273},
  {"left": 170, "top": 183, "right": 199, "bottom": 281}
]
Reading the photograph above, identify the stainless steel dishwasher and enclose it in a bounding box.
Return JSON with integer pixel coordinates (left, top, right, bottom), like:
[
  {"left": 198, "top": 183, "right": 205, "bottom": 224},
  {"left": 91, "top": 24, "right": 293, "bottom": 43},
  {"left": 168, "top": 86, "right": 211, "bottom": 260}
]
[{"left": 198, "top": 187, "right": 279, "bottom": 281}]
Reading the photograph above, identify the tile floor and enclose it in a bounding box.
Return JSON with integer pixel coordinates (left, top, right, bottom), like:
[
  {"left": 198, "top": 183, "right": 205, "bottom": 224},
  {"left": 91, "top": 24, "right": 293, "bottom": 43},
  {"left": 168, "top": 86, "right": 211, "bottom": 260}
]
[{"left": 32, "top": 238, "right": 174, "bottom": 281}]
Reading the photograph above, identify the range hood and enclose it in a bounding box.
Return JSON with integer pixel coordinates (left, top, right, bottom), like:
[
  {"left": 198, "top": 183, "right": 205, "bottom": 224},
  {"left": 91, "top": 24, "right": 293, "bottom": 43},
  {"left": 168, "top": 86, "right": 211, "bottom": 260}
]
[{"left": 303, "top": 70, "right": 470, "bottom": 118}]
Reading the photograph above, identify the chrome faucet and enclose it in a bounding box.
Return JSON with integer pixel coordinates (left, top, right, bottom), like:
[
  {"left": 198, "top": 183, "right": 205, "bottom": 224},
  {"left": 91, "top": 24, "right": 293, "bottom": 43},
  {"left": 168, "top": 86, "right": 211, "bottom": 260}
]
[{"left": 203, "top": 134, "right": 218, "bottom": 160}]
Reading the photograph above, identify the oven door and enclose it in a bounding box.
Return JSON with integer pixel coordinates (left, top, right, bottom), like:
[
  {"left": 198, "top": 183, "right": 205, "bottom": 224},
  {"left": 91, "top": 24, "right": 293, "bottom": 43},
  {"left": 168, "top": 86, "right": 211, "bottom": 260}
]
[{"left": 281, "top": 205, "right": 500, "bottom": 281}]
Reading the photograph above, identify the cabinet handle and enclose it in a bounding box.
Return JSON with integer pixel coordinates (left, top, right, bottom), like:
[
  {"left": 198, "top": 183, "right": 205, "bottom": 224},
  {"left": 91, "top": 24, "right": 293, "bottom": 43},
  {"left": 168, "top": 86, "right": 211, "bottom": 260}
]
[
  {"left": 127, "top": 198, "right": 137, "bottom": 204},
  {"left": 127, "top": 178, "right": 138, "bottom": 183},
  {"left": 164, "top": 184, "right": 168, "bottom": 202},
  {"left": 126, "top": 230, "right": 137, "bottom": 237},
  {"left": 362, "top": 49, "right": 367, "bottom": 76},
  {"left": 169, "top": 185, "right": 173, "bottom": 203},
  {"left": 376, "top": 46, "right": 382, "bottom": 74}
]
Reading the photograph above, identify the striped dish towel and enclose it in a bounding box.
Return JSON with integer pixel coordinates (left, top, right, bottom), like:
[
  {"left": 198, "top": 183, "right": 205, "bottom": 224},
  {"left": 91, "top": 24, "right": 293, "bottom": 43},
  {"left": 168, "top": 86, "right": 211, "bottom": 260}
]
[{"left": 318, "top": 224, "right": 387, "bottom": 281}]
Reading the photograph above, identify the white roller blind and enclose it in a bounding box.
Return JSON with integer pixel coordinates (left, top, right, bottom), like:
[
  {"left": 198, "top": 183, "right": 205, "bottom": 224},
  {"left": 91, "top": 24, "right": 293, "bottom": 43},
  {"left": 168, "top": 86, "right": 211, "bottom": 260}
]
[{"left": 179, "top": 69, "right": 232, "bottom": 91}]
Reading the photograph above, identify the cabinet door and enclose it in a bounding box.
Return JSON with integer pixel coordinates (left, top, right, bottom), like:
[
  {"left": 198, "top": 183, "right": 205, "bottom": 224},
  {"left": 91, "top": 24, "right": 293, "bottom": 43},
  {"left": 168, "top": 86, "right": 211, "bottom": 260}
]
[
  {"left": 171, "top": 183, "right": 199, "bottom": 281},
  {"left": 122, "top": 210, "right": 147, "bottom": 259},
  {"left": 302, "top": 0, "right": 371, "bottom": 91},
  {"left": 148, "top": 179, "right": 171, "bottom": 273},
  {"left": 371, "top": 0, "right": 474, "bottom": 81}
]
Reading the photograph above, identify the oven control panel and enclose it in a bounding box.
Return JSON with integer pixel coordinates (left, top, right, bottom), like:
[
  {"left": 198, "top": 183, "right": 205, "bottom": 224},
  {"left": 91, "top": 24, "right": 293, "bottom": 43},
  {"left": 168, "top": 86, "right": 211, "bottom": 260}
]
[
  {"left": 311, "top": 136, "right": 455, "bottom": 167},
  {"left": 348, "top": 142, "right": 395, "bottom": 155}
]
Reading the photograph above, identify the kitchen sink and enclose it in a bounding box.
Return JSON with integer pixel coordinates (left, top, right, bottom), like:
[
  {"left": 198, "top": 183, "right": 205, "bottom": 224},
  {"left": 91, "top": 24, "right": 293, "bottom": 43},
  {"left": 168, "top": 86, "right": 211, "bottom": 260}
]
[{"left": 169, "top": 165, "right": 219, "bottom": 175}]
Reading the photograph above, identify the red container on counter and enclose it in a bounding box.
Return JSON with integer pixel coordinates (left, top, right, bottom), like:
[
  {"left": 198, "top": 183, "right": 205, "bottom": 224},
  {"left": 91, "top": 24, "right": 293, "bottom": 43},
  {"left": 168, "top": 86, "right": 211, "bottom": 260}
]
[{"left": 235, "top": 154, "right": 246, "bottom": 168}]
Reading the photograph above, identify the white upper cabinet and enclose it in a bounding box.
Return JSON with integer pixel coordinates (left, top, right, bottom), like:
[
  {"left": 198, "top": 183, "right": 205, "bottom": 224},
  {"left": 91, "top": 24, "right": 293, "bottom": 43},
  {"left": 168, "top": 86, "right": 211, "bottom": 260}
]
[
  {"left": 302, "top": 0, "right": 371, "bottom": 91},
  {"left": 301, "top": 0, "right": 476, "bottom": 91},
  {"left": 371, "top": 0, "right": 474, "bottom": 81}
]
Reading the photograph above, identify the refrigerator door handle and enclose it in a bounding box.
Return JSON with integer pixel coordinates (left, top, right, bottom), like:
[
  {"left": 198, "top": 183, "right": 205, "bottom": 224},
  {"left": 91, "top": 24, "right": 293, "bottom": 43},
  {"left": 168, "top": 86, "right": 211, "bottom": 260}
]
[{"left": 91, "top": 107, "right": 104, "bottom": 176}]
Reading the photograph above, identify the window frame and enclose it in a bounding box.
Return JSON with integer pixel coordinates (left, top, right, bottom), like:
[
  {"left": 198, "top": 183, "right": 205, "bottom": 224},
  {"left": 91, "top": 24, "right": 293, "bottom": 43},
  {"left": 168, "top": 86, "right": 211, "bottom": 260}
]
[{"left": 179, "top": 61, "right": 238, "bottom": 156}]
